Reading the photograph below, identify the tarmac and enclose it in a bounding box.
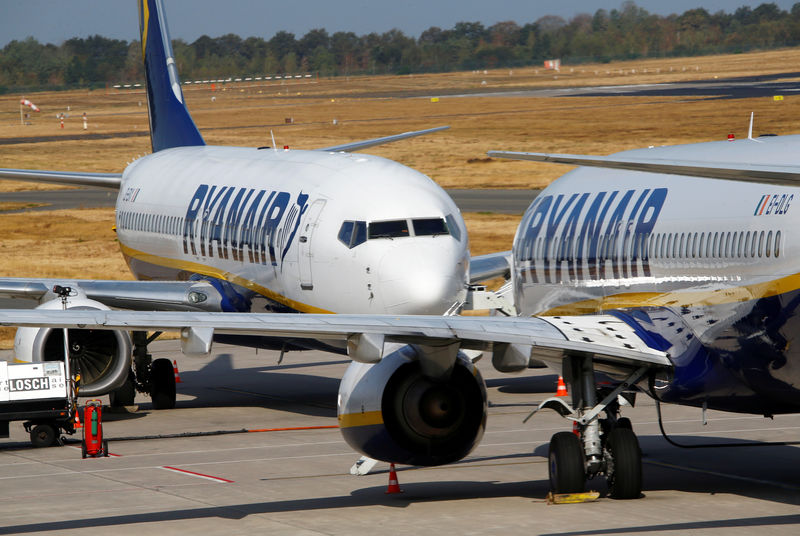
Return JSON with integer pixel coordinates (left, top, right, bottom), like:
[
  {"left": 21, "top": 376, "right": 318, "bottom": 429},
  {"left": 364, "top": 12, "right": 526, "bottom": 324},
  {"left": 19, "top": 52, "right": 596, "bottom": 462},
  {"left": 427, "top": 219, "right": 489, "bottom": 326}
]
[{"left": 1, "top": 341, "right": 799, "bottom": 535}]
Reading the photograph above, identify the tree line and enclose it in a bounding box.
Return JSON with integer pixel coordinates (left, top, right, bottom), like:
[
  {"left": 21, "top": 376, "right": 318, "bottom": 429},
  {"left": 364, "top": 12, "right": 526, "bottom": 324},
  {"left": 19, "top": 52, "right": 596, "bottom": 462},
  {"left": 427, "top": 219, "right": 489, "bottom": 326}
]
[{"left": 3, "top": 1, "right": 800, "bottom": 93}]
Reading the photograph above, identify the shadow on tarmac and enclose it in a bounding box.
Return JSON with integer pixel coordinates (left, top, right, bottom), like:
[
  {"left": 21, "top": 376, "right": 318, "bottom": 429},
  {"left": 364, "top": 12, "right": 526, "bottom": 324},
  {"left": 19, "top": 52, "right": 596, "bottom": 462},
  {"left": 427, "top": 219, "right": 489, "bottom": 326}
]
[
  {"left": 0, "top": 480, "right": 545, "bottom": 534},
  {"left": 160, "top": 353, "right": 346, "bottom": 417}
]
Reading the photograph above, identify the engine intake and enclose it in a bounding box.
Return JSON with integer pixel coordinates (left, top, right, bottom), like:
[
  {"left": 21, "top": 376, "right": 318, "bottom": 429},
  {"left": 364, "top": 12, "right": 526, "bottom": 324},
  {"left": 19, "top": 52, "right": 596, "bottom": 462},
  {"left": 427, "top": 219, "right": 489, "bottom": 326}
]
[
  {"left": 338, "top": 344, "right": 487, "bottom": 466},
  {"left": 14, "top": 298, "right": 132, "bottom": 396}
]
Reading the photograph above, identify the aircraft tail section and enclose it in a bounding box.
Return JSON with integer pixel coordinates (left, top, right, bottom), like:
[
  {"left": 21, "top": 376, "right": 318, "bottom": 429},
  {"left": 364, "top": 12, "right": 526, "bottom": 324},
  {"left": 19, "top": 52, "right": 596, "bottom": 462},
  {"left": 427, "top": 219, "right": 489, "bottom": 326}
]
[{"left": 138, "top": 0, "right": 204, "bottom": 152}]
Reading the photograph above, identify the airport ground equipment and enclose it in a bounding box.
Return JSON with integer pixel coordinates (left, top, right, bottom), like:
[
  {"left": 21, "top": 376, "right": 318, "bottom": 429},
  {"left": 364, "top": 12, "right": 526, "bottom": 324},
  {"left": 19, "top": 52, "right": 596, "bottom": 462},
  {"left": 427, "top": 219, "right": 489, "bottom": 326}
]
[
  {"left": 80, "top": 399, "right": 108, "bottom": 458},
  {"left": 0, "top": 361, "right": 76, "bottom": 447}
]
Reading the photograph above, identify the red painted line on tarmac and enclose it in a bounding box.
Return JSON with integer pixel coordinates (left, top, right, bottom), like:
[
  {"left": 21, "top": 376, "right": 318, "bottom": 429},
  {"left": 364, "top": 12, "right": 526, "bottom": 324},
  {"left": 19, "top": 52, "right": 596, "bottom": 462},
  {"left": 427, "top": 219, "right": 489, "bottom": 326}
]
[
  {"left": 161, "top": 466, "right": 234, "bottom": 483},
  {"left": 246, "top": 425, "right": 339, "bottom": 433}
]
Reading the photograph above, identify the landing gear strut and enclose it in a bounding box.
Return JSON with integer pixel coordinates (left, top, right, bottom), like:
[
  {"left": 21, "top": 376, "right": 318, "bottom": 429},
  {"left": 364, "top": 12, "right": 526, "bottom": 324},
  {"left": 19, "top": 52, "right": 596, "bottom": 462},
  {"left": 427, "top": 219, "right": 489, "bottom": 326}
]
[
  {"left": 109, "top": 331, "right": 176, "bottom": 410},
  {"left": 536, "top": 357, "right": 647, "bottom": 499}
]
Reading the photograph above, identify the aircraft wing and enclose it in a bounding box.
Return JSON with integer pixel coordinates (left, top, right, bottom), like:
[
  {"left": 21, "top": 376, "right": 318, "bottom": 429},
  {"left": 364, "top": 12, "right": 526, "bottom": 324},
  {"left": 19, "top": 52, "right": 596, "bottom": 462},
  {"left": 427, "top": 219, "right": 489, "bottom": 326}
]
[
  {"left": 0, "top": 279, "right": 224, "bottom": 312},
  {"left": 318, "top": 126, "right": 449, "bottom": 153},
  {"left": 0, "top": 169, "right": 122, "bottom": 189},
  {"left": 487, "top": 150, "right": 800, "bottom": 186},
  {"left": 0, "top": 309, "right": 672, "bottom": 373},
  {"left": 469, "top": 251, "right": 512, "bottom": 284}
]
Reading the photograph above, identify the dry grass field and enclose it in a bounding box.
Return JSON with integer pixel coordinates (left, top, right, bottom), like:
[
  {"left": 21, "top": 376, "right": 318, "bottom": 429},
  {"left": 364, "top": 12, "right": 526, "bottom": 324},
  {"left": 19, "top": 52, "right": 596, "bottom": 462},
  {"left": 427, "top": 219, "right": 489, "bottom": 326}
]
[
  {"left": 3, "top": 47, "right": 800, "bottom": 191},
  {"left": 0, "top": 47, "right": 798, "bottom": 345}
]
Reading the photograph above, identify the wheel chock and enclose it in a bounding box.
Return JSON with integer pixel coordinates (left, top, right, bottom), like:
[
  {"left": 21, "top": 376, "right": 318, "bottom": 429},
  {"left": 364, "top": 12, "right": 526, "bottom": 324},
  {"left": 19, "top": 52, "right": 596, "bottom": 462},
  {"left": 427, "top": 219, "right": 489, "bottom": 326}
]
[{"left": 546, "top": 491, "right": 600, "bottom": 504}]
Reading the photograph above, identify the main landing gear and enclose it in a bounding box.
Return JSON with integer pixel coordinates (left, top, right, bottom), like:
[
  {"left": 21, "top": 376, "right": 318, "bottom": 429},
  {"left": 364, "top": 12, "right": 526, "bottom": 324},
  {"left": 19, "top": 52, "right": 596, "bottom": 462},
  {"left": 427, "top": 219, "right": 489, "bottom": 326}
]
[
  {"left": 109, "top": 331, "right": 176, "bottom": 410},
  {"left": 533, "top": 357, "right": 648, "bottom": 500}
]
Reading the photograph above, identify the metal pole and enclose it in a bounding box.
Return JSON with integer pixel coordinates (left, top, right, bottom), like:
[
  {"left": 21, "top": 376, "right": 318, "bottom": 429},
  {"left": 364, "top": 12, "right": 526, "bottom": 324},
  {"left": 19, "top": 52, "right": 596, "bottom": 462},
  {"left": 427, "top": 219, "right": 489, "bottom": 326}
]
[{"left": 55, "top": 286, "right": 76, "bottom": 414}]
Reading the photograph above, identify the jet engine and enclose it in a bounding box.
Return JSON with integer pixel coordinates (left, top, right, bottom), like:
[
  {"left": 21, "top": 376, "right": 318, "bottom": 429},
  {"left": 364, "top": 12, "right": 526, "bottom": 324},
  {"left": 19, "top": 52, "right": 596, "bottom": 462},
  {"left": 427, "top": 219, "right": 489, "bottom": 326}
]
[
  {"left": 338, "top": 344, "right": 487, "bottom": 466},
  {"left": 14, "top": 297, "right": 132, "bottom": 397}
]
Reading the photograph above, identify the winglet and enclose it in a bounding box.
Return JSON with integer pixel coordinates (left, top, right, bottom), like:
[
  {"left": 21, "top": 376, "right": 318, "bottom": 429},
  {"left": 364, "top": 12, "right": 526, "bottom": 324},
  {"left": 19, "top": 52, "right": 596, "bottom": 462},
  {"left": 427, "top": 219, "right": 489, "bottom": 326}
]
[{"left": 139, "top": 0, "right": 204, "bottom": 152}]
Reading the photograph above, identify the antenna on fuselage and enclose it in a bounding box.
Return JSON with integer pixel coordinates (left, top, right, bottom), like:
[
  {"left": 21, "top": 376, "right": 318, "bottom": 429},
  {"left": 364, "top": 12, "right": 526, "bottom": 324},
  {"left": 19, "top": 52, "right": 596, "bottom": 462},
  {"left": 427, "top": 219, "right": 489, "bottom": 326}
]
[
  {"left": 270, "top": 130, "right": 278, "bottom": 153},
  {"left": 748, "top": 112, "right": 754, "bottom": 140}
]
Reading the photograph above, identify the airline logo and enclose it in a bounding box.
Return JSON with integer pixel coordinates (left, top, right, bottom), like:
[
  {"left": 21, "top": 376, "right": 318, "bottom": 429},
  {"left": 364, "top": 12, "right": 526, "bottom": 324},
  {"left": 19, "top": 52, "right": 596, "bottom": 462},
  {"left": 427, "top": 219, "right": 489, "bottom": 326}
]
[
  {"left": 183, "top": 184, "right": 310, "bottom": 267},
  {"left": 516, "top": 188, "right": 668, "bottom": 282},
  {"left": 754, "top": 193, "right": 793, "bottom": 216}
]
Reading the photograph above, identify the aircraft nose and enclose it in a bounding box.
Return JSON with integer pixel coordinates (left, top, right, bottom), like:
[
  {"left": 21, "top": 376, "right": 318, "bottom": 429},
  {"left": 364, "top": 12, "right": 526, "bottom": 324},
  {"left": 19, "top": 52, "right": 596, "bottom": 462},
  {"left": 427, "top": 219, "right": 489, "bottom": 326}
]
[{"left": 377, "top": 239, "right": 467, "bottom": 315}]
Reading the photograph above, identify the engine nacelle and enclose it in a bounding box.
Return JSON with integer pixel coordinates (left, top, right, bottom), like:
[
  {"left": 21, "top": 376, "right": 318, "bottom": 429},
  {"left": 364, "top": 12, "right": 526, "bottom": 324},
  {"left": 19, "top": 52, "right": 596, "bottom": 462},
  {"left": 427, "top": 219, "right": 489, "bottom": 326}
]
[
  {"left": 338, "top": 344, "right": 487, "bottom": 466},
  {"left": 14, "top": 296, "right": 132, "bottom": 396}
]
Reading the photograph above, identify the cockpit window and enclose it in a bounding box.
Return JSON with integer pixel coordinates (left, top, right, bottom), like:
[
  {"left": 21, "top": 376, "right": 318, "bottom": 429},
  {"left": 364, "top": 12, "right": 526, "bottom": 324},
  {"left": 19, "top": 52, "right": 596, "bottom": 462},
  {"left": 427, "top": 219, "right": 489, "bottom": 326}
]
[
  {"left": 369, "top": 220, "right": 409, "bottom": 239},
  {"left": 338, "top": 220, "right": 368, "bottom": 249},
  {"left": 338, "top": 221, "right": 354, "bottom": 246},
  {"left": 353, "top": 221, "right": 367, "bottom": 247},
  {"left": 413, "top": 218, "right": 449, "bottom": 237},
  {"left": 445, "top": 214, "right": 462, "bottom": 241}
]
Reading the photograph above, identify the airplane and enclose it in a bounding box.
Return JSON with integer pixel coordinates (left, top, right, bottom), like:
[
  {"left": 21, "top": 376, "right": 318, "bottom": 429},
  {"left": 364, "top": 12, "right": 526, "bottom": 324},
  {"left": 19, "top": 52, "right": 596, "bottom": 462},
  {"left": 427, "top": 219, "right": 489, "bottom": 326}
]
[
  {"left": 10, "top": 114, "right": 799, "bottom": 499},
  {"left": 0, "top": 0, "right": 502, "bottom": 410},
  {"left": 4, "top": 0, "right": 797, "bottom": 501}
]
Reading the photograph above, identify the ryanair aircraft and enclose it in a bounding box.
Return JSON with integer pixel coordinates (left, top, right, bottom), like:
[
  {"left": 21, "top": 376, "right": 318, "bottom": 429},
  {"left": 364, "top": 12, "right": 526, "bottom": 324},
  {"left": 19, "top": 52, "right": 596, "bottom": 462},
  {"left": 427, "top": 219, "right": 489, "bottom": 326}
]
[
  {"left": 3, "top": 0, "right": 798, "bottom": 500},
  {"left": 0, "top": 0, "right": 471, "bottom": 408}
]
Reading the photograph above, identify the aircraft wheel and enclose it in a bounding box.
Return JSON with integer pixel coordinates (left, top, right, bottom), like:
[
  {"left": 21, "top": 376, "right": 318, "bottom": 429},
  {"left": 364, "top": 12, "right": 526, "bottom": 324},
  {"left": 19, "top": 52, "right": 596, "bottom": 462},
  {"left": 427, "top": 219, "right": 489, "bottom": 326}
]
[
  {"left": 616, "top": 417, "right": 632, "bottom": 430},
  {"left": 606, "top": 427, "right": 642, "bottom": 499},
  {"left": 109, "top": 373, "right": 136, "bottom": 407},
  {"left": 548, "top": 431, "right": 585, "bottom": 494},
  {"left": 150, "top": 358, "right": 176, "bottom": 410},
  {"left": 30, "top": 423, "right": 57, "bottom": 448}
]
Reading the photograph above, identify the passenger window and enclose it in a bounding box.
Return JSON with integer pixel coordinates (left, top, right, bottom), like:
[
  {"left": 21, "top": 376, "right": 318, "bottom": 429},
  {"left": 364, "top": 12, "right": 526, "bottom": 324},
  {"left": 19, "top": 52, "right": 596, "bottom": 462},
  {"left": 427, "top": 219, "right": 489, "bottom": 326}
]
[
  {"left": 725, "top": 232, "right": 731, "bottom": 258},
  {"left": 445, "top": 214, "right": 462, "bottom": 241},
  {"left": 758, "top": 231, "right": 764, "bottom": 258},
  {"left": 743, "top": 232, "right": 749, "bottom": 258},
  {"left": 413, "top": 218, "right": 449, "bottom": 237},
  {"left": 750, "top": 231, "right": 757, "bottom": 258},
  {"left": 775, "top": 231, "right": 781, "bottom": 257},
  {"left": 766, "top": 231, "right": 773, "bottom": 257}
]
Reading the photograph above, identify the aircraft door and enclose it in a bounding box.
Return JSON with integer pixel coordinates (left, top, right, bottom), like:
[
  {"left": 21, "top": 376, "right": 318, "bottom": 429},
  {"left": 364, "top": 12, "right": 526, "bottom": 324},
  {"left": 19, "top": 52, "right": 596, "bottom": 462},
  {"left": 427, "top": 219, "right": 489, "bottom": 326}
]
[{"left": 299, "top": 199, "right": 326, "bottom": 290}]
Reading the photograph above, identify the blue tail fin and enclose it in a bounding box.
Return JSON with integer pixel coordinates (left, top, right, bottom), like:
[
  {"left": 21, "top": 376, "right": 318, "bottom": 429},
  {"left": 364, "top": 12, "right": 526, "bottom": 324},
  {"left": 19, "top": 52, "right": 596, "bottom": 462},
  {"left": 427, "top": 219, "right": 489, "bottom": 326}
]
[{"left": 138, "top": 0, "right": 204, "bottom": 152}]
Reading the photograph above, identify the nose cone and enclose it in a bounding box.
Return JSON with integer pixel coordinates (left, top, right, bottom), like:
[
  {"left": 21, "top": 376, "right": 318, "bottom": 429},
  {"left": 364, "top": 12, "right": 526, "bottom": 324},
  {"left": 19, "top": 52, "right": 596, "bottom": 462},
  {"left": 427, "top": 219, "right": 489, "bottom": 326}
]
[{"left": 377, "top": 238, "right": 468, "bottom": 315}]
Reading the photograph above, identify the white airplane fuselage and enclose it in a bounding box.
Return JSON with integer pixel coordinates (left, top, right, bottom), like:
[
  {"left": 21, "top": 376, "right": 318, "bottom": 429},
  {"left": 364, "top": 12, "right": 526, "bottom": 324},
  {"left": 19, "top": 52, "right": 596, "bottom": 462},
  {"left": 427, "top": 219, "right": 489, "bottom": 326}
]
[
  {"left": 116, "top": 146, "right": 469, "bottom": 317},
  {"left": 512, "top": 135, "right": 800, "bottom": 414}
]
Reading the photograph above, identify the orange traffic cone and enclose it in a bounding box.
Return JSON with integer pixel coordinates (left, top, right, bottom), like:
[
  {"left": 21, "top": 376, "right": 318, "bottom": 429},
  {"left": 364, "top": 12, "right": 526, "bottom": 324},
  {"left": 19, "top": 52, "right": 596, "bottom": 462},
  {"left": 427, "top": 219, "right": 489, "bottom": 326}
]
[
  {"left": 173, "top": 360, "right": 182, "bottom": 383},
  {"left": 74, "top": 409, "right": 82, "bottom": 429},
  {"left": 556, "top": 376, "right": 568, "bottom": 397},
  {"left": 385, "top": 463, "right": 403, "bottom": 494}
]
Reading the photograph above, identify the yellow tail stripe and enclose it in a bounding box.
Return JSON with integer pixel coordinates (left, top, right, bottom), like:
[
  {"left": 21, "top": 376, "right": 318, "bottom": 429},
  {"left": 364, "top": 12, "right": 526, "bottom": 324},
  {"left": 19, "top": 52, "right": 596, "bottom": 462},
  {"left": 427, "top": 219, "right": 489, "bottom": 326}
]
[{"left": 139, "top": 0, "right": 149, "bottom": 60}]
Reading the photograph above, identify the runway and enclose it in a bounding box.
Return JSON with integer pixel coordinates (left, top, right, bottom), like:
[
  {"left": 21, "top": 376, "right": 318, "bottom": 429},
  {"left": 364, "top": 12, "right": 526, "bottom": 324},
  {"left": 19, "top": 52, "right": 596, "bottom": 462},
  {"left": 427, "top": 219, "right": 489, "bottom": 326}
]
[
  {"left": 0, "top": 187, "right": 539, "bottom": 215},
  {"left": 0, "top": 341, "right": 798, "bottom": 534}
]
